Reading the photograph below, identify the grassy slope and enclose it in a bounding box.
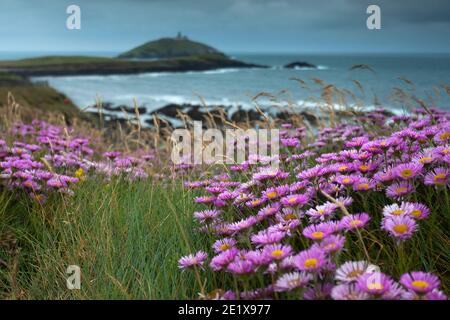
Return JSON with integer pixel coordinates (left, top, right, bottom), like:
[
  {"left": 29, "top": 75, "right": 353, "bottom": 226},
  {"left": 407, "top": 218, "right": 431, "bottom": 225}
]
[
  {"left": 118, "top": 38, "right": 226, "bottom": 59},
  {"left": 0, "top": 178, "right": 220, "bottom": 299},
  {"left": 0, "top": 71, "right": 27, "bottom": 82},
  {"left": 0, "top": 56, "right": 114, "bottom": 67},
  {"left": 0, "top": 54, "right": 262, "bottom": 77},
  {"left": 0, "top": 82, "right": 85, "bottom": 122}
]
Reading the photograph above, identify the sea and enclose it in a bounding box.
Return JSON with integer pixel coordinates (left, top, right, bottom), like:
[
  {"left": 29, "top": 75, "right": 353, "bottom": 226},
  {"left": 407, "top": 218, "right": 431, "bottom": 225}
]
[{"left": 2, "top": 51, "right": 450, "bottom": 116}]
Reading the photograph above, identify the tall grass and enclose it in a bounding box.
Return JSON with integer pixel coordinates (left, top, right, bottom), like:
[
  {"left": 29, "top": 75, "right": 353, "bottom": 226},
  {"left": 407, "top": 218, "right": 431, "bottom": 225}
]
[{"left": 0, "top": 177, "right": 219, "bottom": 299}]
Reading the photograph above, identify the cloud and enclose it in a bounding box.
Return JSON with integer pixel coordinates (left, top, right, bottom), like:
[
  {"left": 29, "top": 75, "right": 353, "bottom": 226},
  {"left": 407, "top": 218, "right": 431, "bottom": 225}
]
[{"left": 0, "top": 0, "right": 449, "bottom": 52}]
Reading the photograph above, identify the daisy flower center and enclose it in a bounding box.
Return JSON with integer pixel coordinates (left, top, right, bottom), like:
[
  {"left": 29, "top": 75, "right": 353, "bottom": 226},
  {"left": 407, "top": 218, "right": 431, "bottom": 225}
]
[
  {"left": 357, "top": 183, "right": 369, "bottom": 190},
  {"left": 393, "top": 224, "right": 408, "bottom": 234},
  {"left": 311, "top": 231, "right": 324, "bottom": 239},
  {"left": 433, "top": 173, "right": 446, "bottom": 183},
  {"left": 419, "top": 157, "right": 432, "bottom": 163},
  {"left": 359, "top": 165, "right": 370, "bottom": 171},
  {"left": 24, "top": 180, "right": 33, "bottom": 187},
  {"left": 338, "top": 166, "right": 348, "bottom": 171},
  {"left": 284, "top": 213, "right": 297, "bottom": 220},
  {"left": 304, "top": 258, "right": 318, "bottom": 268},
  {"left": 220, "top": 243, "right": 231, "bottom": 251},
  {"left": 271, "top": 249, "right": 284, "bottom": 258},
  {"left": 288, "top": 197, "right": 297, "bottom": 204},
  {"left": 342, "top": 178, "right": 351, "bottom": 184},
  {"left": 349, "top": 219, "right": 363, "bottom": 227},
  {"left": 411, "top": 210, "right": 422, "bottom": 218},
  {"left": 348, "top": 269, "right": 364, "bottom": 278},
  {"left": 266, "top": 191, "right": 278, "bottom": 199},
  {"left": 439, "top": 132, "right": 450, "bottom": 140},
  {"left": 411, "top": 280, "right": 429, "bottom": 289},
  {"left": 400, "top": 169, "right": 413, "bottom": 177},
  {"left": 288, "top": 279, "right": 301, "bottom": 287},
  {"left": 392, "top": 209, "right": 404, "bottom": 216},
  {"left": 395, "top": 187, "right": 408, "bottom": 194},
  {"left": 367, "top": 282, "right": 384, "bottom": 290}
]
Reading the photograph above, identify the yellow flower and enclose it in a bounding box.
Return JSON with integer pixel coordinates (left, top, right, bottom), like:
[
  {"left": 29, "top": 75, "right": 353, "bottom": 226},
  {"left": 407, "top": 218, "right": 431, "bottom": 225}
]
[{"left": 75, "top": 168, "right": 85, "bottom": 180}]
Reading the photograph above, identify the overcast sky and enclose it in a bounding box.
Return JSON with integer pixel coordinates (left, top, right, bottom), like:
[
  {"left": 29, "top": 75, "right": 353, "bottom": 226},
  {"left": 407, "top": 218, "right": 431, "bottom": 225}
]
[{"left": 1, "top": 0, "right": 449, "bottom": 53}]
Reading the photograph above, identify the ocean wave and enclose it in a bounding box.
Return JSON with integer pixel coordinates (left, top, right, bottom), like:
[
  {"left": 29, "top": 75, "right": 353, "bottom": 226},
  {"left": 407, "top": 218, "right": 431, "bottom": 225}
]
[{"left": 292, "top": 65, "right": 329, "bottom": 71}]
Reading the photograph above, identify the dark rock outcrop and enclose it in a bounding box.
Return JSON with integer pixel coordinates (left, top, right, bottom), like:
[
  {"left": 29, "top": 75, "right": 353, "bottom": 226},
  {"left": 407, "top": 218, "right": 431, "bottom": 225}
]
[{"left": 284, "top": 61, "right": 317, "bottom": 69}]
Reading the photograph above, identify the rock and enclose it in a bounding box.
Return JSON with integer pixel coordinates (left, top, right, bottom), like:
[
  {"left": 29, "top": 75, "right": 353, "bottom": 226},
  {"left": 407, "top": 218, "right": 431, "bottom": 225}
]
[
  {"left": 95, "top": 103, "right": 146, "bottom": 115},
  {"left": 284, "top": 61, "right": 317, "bottom": 69},
  {"left": 231, "top": 108, "right": 262, "bottom": 122}
]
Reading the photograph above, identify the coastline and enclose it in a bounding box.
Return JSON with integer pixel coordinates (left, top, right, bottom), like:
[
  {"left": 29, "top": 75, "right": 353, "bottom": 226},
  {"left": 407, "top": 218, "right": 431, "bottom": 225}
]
[{"left": 0, "top": 54, "right": 267, "bottom": 77}]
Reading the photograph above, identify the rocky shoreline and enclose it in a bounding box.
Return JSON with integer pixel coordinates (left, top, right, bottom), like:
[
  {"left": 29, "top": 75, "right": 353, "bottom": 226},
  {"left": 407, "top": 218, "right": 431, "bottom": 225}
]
[{"left": 86, "top": 101, "right": 320, "bottom": 129}]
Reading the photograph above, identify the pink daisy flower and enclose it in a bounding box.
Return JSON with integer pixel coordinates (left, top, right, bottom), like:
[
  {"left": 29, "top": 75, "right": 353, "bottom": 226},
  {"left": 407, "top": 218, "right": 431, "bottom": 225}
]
[
  {"left": 209, "top": 248, "right": 239, "bottom": 271},
  {"left": 257, "top": 203, "right": 281, "bottom": 220},
  {"left": 335, "top": 260, "right": 378, "bottom": 283},
  {"left": 305, "top": 202, "right": 337, "bottom": 221},
  {"left": 393, "top": 162, "right": 423, "bottom": 180},
  {"left": 212, "top": 238, "right": 237, "bottom": 253},
  {"left": 178, "top": 251, "right": 208, "bottom": 269},
  {"left": 302, "top": 223, "right": 333, "bottom": 241},
  {"left": 400, "top": 272, "right": 440, "bottom": 294},
  {"left": 424, "top": 167, "right": 449, "bottom": 185},
  {"left": 340, "top": 213, "right": 371, "bottom": 230},
  {"left": 227, "top": 216, "right": 258, "bottom": 233},
  {"left": 280, "top": 194, "right": 309, "bottom": 207},
  {"left": 194, "top": 195, "right": 217, "bottom": 204},
  {"left": 227, "top": 260, "right": 255, "bottom": 275},
  {"left": 353, "top": 177, "right": 376, "bottom": 191},
  {"left": 406, "top": 202, "right": 431, "bottom": 220},
  {"left": 382, "top": 203, "right": 413, "bottom": 217},
  {"left": 193, "top": 209, "right": 221, "bottom": 222},
  {"left": 382, "top": 215, "right": 418, "bottom": 241},
  {"left": 263, "top": 244, "right": 293, "bottom": 261},
  {"left": 294, "top": 247, "right": 327, "bottom": 272},
  {"left": 251, "top": 229, "right": 286, "bottom": 246},
  {"left": 331, "top": 284, "right": 370, "bottom": 300},
  {"left": 356, "top": 272, "right": 394, "bottom": 295},
  {"left": 423, "top": 290, "right": 448, "bottom": 300},
  {"left": 314, "top": 234, "right": 346, "bottom": 253},
  {"left": 274, "top": 272, "right": 313, "bottom": 292},
  {"left": 335, "top": 174, "right": 361, "bottom": 186},
  {"left": 386, "top": 181, "right": 415, "bottom": 199}
]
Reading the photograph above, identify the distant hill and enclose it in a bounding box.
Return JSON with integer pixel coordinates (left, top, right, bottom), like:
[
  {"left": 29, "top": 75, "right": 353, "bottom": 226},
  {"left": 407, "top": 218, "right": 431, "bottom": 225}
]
[
  {"left": 0, "top": 54, "right": 265, "bottom": 76},
  {"left": 118, "top": 36, "right": 226, "bottom": 59}
]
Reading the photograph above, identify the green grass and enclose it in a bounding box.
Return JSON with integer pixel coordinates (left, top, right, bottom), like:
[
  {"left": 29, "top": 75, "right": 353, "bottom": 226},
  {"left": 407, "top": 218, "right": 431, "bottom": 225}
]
[
  {"left": 0, "top": 56, "right": 114, "bottom": 67},
  {"left": 0, "top": 177, "right": 220, "bottom": 299},
  {"left": 0, "top": 71, "right": 26, "bottom": 82},
  {"left": 0, "top": 84, "right": 86, "bottom": 123},
  {"left": 0, "top": 54, "right": 261, "bottom": 77}
]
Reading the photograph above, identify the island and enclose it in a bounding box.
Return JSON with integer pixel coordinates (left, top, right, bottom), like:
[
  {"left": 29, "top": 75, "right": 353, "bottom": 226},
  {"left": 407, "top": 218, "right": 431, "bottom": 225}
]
[
  {"left": 0, "top": 35, "right": 266, "bottom": 77},
  {"left": 118, "top": 32, "right": 227, "bottom": 59}
]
